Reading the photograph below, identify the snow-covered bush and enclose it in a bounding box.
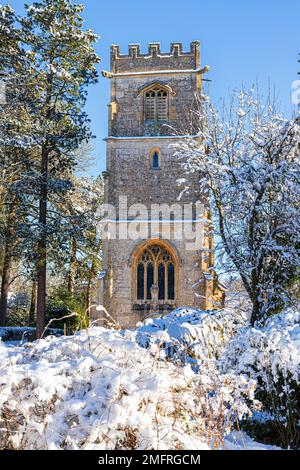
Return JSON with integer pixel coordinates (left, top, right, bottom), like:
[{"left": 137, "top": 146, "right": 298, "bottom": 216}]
[
  {"left": 0, "top": 327, "right": 63, "bottom": 344},
  {"left": 0, "top": 326, "right": 256, "bottom": 450},
  {"left": 219, "top": 308, "right": 300, "bottom": 448},
  {"left": 136, "top": 307, "right": 246, "bottom": 368}
]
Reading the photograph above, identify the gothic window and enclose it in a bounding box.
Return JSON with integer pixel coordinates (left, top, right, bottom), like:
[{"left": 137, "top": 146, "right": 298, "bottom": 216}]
[
  {"left": 135, "top": 244, "right": 175, "bottom": 302},
  {"left": 144, "top": 88, "right": 168, "bottom": 121}
]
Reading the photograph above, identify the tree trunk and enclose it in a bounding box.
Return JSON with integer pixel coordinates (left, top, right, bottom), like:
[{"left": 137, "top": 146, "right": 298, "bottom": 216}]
[
  {"left": 86, "top": 276, "right": 92, "bottom": 312},
  {"left": 0, "top": 246, "right": 12, "bottom": 326},
  {"left": 250, "top": 297, "right": 260, "bottom": 326},
  {"left": 68, "top": 238, "right": 77, "bottom": 293},
  {"left": 29, "top": 278, "right": 37, "bottom": 325},
  {"left": 249, "top": 268, "right": 262, "bottom": 326},
  {"left": 36, "top": 147, "right": 48, "bottom": 339}
]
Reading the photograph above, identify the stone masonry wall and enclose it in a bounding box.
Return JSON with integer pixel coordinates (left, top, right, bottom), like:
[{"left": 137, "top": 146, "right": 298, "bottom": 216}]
[
  {"left": 110, "top": 42, "right": 200, "bottom": 74},
  {"left": 103, "top": 235, "right": 206, "bottom": 328},
  {"left": 110, "top": 74, "right": 200, "bottom": 137},
  {"left": 106, "top": 139, "right": 206, "bottom": 211}
]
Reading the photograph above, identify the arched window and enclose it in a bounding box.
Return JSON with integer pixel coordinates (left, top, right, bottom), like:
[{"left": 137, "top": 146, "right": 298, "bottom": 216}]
[
  {"left": 152, "top": 151, "right": 159, "bottom": 168},
  {"left": 145, "top": 87, "right": 168, "bottom": 121},
  {"left": 136, "top": 244, "right": 175, "bottom": 302}
]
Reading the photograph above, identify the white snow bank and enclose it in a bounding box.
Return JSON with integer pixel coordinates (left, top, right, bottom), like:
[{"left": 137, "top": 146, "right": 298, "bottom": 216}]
[
  {"left": 219, "top": 306, "right": 300, "bottom": 443},
  {"left": 0, "top": 325, "right": 255, "bottom": 450},
  {"left": 136, "top": 307, "right": 246, "bottom": 368},
  {"left": 224, "top": 430, "right": 281, "bottom": 450}
]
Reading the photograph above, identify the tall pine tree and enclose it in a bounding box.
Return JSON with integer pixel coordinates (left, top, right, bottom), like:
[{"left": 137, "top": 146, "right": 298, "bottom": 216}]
[
  {"left": 0, "top": 5, "right": 34, "bottom": 325},
  {"left": 18, "top": 1, "right": 99, "bottom": 336}
]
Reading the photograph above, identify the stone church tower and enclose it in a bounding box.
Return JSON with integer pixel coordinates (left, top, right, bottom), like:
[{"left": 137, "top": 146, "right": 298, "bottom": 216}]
[{"left": 97, "top": 41, "right": 224, "bottom": 328}]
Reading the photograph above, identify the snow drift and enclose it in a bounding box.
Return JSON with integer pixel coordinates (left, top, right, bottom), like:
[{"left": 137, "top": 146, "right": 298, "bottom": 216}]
[
  {"left": 1, "top": 306, "right": 298, "bottom": 450},
  {"left": 136, "top": 307, "right": 246, "bottom": 367},
  {"left": 0, "top": 316, "right": 255, "bottom": 450}
]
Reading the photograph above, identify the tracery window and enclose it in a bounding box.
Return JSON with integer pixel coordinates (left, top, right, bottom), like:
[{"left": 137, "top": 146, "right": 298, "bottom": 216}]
[
  {"left": 144, "top": 87, "right": 168, "bottom": 121},
  {"left": 136, "top": 244, "right": 175, "bottom": 302}
]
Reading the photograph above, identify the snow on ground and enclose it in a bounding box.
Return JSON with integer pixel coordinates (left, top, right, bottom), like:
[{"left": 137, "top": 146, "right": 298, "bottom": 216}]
[
  {"left": 1, "top": 306, "right": 298, "bottom": 450},
  {"left": 135, "top": 307, "right": 246, "bottom": 368},
  {"left": 223, "top": 431, "right": 281, "bottom": 450},
  {"left": 0, "top": 317, "right": 255, "bottom": 450}
]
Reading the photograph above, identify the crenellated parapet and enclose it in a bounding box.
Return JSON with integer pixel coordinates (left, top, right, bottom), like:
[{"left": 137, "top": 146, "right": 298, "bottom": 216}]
[{"left": 110, "top": 41, "right": 201, "bottom": 73}]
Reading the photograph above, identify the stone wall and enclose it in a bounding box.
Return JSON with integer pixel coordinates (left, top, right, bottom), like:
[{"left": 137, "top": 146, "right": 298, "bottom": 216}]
[
  {"left": 110, "top": 74, "right": 201, "bottom": 137},
  {"left": 110, "top": 42, "right": 200, "bottom": 74},
  {"left": 105, "top": 138, "right": 205, "bottom": 210},
  {"left": 103, "top": 234, "right": 208, "bottom": 328}
]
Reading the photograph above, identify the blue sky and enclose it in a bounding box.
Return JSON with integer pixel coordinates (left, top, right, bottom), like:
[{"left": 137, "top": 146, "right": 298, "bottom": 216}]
[{"left": 9, "top": 0, "right": 300, "bottom": 175}]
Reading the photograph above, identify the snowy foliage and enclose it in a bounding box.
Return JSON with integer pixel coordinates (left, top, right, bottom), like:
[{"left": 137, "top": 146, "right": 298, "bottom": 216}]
[
  {"left": 7, "top": 292, "right": 29, "bottom": 309},
  {"left": 0, "top": 320, "right": 256, "bottom": 450},
  {"left": 1, "top": 304, "right": 299, "bottom": 449},
  {"left": 136, "top": 307, "right": 246, "bottom": 367},
  {"left": 220, "top": 308, "right": 300, "bottom": 384},
  {"left": 219, "top": 307, "right": 300, "bottom": 440},
  {"left": 220, "top": 310, "right": 300, "bottom": 418},
  {"left": 174, "top": 90, "right": 300, "bottom": 324}
]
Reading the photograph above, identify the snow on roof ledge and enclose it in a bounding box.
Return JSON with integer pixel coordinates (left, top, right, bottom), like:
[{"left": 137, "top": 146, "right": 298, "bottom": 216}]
[
  {"left": 102, "top": 66, "right": 210, "bottom": 79},
  {"left": 104, "top": 135, "right": 197, "bottom": 141}
]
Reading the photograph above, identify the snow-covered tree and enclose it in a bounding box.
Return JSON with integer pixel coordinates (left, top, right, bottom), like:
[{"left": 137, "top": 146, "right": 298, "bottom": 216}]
[
  {"left": 0, "top": 5, "right": 35, "bottom": 325},
  {"left": 15, "top": 0, "right": 100, "bottom": 336},
  {"left": 175, "top": 90, "right": 300, "bottom": 324},
  {"left": 48, "top": 174, "right": 104, "bottom": 308}
]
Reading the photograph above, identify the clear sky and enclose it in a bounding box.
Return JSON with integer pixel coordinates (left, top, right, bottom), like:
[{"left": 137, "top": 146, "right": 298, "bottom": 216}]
[{"left": 8, "top": 0, "right": 300, "bottom": 175}]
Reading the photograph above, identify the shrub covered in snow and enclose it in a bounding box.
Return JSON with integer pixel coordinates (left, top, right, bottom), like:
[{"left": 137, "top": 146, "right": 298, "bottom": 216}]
[
  {"left": 1, "top": 305, "right": 298, "bottom": 450},
  {"left": 136, "top": 307, "right": 246, "bottom": 368},
  {"left": 219, "top": 308, "right": 300, "bottom": 448},
  {"left": 0, "top": 327, "right": 63, "bottom": 343},
  {"left": 0, "top": 326, "right": 256, "bottom": 450}
]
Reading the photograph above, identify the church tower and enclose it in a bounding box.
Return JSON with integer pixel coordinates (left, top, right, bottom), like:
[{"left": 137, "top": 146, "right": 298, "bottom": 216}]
[{"left": 99, "top": 41, "right": 223, "bottom": 328}]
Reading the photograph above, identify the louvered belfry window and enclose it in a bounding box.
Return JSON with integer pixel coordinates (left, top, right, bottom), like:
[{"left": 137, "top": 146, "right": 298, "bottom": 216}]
[{"left": 145, "top": 88, "right": 168, "bottom": 121}]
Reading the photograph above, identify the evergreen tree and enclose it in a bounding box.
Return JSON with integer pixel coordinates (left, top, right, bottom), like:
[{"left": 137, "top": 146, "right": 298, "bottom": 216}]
[
  {"left": 0, "top": 5, "right": 34, "bottom": 325},
  {"left": 18, "top": 0, "right": 100, "bottom": 336}
]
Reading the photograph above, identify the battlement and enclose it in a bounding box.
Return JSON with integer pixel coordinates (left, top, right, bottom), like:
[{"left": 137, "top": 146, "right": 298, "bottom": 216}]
[{"left": 110, "top": 41, "right": 200, "bottom": 73}]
